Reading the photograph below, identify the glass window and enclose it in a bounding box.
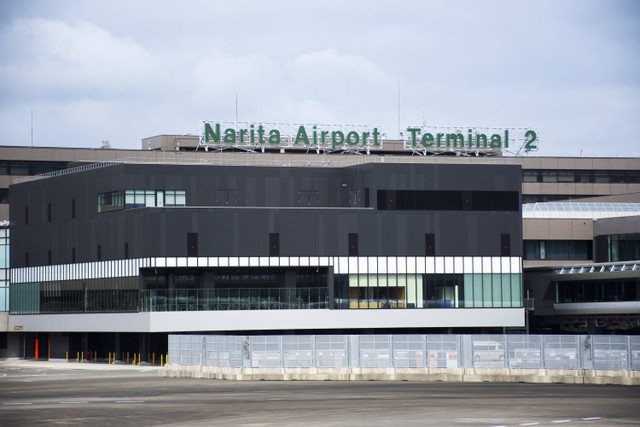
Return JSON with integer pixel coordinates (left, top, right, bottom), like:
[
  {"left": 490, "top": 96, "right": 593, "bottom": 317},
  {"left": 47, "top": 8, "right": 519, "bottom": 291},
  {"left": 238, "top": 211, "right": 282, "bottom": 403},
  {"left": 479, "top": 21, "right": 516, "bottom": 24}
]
[
  {"left": 97, "top": 190, "right": 125, "bottom": 213},
  {"left": 145, "top": 190, "right": 155, "bottom": 207},
  {"left": 522, "top": 171, "right": 538, "bottom": 183},
  {"left": 125, "top": 190, "right": 135, "bottom": 207},
  {"left": 492, "top": 273, "right": 502, "bottom": 307},
  {"left": 541, "top": 171, "right": 557, "bottom": 183},
  {"left": 164, "top": 190, "right": 186, "bottom": 207},
  {"left": 134, "top": 190, "right": 144, "bottom": 207},
  {"left": 101, "top": 189, "right": 186, "bottom": 212},
  {"left": 165, "top": 192, "right": 175, "bottom": 206},
  {"left": 482, "top": 274, "right": 493, "bottom": 308},
  {"left": 557, "top": 172, "right": 575, "bottom": 182}
]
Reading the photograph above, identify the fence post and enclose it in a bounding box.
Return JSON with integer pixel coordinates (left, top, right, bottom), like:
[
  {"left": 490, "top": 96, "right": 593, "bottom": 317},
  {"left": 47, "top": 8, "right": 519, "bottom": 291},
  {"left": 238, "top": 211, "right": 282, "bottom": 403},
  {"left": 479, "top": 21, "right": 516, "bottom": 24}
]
[
  {"left": 390, "top": 335, "right": 394, "bottom": 368},
  {"left": 201, "top": 335, "right": 206, "bottom": 367},
  {"left": 280, "top": 336, "right": 284, "bottom": 369},
  {"left": 628, "top": 336, "right": 632, "bottom": 371}
]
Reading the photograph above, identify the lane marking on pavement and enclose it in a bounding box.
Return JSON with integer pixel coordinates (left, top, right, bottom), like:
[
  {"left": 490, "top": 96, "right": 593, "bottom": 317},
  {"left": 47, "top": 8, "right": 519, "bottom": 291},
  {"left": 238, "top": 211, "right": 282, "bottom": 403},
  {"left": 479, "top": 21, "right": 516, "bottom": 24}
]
[
  {"left": 59, "top": 401, "right": 89, "bottom": 404},
  {"left": 551, "top": 421, "right": 571, "bottom": 424},
  {"left": 3, "top": 402, "right": 33, "bottom": 405},
  {"left": 115, "top": 400, "right": 144, "bottom": 404},
  {"left": 520, "top": 423, "right": 540, "bottom": 426},
  {"left": 582, "top": 418, "right": 601, "bottom": 421}
]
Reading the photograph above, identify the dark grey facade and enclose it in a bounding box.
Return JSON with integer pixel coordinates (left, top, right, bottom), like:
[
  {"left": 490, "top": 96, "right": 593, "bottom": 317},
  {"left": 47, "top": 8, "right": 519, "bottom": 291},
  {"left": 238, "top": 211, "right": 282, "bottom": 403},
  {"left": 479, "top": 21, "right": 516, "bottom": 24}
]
[{"left": 10, "top": 163, "right": 522, "bottom": 266}]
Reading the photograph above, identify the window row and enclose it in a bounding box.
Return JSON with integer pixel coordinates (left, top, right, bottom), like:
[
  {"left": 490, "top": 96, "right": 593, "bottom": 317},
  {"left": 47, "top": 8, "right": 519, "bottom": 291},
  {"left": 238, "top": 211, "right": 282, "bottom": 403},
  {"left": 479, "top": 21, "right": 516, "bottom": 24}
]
[
  {"left": 97, "top": 189, "right": 186, "bottom": 213},
  {"left": 10, "top": 278, "right": 139, "bottom": 314},
  {"left": 10, "top": 272, "right": 522, "bottom": 314},
  {"left": 141, "top": 267, "right": 329, "bottom": 291},
  {"left": 523, "top": 169, "right": 640, "bottom": 184},
  {"left": 555, "top": 279, "right": 640, "bottom": 303},
  {"left": 377, "top": 190, "right": 519, "bottom": 211},
  {"left": 334, "top": 273, "right": 522, "bottom": 309},
  {"left": 0, "top": 160, "right": 68, "bottom": 176},
  {"left": 524, "top": 240, "right": 593, "bottom": 261},
  {"left": 607, "top": 234, "right": 640, "bottom": 263}
]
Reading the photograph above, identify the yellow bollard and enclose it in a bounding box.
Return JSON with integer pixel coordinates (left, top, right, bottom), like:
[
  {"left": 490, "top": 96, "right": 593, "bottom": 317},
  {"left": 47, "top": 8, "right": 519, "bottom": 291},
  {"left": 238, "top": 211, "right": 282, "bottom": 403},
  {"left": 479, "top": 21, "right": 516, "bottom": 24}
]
[
  {"left": 108, "top": 353, "right": 111, "bottom": 364},
  {"left": 153, "top": 352, "right": 155, "bottom": 366},
  {"left": 160, "top": 354, "right": 163, "bottom": 367},
  {"left": 66, "top": 351, "right": 68, "bottom": 363},
  {"left": 76, "top": 352, "right": 79, "bottom": 363},
  {"left": 127, "top": 352, "right": 129, "bottom": 364}
]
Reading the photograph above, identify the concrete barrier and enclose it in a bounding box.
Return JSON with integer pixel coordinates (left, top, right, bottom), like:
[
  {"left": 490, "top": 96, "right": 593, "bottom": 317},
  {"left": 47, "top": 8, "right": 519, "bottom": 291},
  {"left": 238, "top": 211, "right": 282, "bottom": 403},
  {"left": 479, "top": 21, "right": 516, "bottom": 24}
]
[{"left": 159, "top": 365, "right": 640, "bottom": 385}]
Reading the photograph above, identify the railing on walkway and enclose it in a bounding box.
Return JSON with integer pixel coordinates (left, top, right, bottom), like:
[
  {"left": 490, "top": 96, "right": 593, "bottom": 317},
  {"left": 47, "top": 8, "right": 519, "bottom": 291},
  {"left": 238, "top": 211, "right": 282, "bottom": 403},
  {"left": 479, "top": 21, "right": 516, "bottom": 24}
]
[
  {"left": 140, "top": 288, "right": 328, "bottom": 312},
  {"left": 169, "top": 334, "right": 640, "bottom": 371}
]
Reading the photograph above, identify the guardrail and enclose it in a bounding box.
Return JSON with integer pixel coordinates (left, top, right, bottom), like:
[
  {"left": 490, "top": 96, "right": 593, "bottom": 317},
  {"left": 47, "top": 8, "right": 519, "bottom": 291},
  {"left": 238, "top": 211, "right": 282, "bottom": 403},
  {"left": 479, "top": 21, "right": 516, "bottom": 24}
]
[
  {"left": 13, "top": 161, "right": 122, "bottom": 184},
  {"left": 169, "top": 334, "right": 640, "bottom": 371}
]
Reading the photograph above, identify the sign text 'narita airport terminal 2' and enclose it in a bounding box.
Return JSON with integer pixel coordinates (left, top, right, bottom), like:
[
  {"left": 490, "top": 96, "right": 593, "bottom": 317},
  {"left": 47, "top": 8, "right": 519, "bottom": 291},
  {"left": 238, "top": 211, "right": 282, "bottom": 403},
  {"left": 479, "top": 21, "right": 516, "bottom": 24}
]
[{"left": 200, "top": 121, "right": 539, "bottom": 156}]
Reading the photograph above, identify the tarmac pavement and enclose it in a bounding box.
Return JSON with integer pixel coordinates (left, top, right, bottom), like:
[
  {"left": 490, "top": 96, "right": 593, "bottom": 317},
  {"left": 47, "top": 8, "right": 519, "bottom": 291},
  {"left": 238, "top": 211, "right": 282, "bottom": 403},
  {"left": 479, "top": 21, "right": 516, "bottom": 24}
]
[{"left": 1, "top": 359, "right": 639, "bottom": 426}]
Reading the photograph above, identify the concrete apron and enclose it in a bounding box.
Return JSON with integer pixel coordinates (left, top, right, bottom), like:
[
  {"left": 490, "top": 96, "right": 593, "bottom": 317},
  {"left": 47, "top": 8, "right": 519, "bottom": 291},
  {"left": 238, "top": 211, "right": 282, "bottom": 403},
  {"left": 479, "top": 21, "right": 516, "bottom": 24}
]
[{"left": 160, "top": 365, "right": 640, "bottom": 385}]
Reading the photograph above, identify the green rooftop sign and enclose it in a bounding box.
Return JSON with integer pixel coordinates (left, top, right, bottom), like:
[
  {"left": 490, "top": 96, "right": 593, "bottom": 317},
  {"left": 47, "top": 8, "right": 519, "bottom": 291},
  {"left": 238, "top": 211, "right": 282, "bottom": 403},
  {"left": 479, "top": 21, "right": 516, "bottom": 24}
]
[{"left": 200, "top": 121, "right": 539, "bottom": 155}]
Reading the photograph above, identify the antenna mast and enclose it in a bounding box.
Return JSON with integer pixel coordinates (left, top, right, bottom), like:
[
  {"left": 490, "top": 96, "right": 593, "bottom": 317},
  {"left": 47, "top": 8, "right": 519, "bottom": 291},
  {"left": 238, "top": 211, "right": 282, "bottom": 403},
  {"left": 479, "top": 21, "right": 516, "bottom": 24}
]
[{"left": 397, "top": 80, "right": 400, "bottom": 139}]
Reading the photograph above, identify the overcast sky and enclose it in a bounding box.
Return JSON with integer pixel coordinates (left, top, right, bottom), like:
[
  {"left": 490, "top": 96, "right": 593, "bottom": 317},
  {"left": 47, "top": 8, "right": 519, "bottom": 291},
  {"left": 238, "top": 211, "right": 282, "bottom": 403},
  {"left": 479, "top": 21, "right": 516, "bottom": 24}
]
[{"left": 1, "top": 0, "right": 638, "bottom": 156}]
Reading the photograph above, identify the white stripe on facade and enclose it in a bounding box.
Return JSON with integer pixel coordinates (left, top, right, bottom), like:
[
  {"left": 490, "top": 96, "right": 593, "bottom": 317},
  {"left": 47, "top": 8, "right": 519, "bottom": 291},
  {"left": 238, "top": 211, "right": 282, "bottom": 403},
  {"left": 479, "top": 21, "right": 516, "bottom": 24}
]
[{"left": 11, "top": 256, "right": 523, "bottom": 284}]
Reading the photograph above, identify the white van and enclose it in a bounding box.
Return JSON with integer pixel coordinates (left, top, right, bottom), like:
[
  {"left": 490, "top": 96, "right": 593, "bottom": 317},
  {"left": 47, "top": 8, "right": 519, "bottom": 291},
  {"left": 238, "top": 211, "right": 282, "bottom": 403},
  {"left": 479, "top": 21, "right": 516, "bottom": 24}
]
[{"left": 472, "top": 341, "right": 505, "bottom": 361}]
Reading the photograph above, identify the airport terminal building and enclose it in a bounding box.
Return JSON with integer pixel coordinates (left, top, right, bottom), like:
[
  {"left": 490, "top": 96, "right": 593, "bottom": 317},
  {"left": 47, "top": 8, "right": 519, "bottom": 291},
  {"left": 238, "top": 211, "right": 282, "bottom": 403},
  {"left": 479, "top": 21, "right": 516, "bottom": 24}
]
[{"left": 1, "top": 124, "right": 639, "bottom": 359}]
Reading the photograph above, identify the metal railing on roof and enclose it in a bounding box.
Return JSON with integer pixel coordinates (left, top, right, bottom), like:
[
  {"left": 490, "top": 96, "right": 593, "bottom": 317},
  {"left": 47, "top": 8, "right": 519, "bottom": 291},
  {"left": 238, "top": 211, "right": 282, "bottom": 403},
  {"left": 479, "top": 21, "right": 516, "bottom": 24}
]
[
  {"left": 553, "top": 260, "right": 640, "bottom": 275},
  {"left": 13, "top": 161, "right": 123, "bottom": 184},
  {"left": 523, "top": 202, "right": 640, "bottom": 212}
]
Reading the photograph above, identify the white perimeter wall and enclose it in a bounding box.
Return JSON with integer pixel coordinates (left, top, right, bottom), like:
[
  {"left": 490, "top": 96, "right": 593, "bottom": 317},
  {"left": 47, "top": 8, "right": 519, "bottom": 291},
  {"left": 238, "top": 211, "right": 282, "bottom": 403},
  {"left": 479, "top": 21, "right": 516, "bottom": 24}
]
[{"left": 9, "top": 308, "right": 524, "bottom": 333}]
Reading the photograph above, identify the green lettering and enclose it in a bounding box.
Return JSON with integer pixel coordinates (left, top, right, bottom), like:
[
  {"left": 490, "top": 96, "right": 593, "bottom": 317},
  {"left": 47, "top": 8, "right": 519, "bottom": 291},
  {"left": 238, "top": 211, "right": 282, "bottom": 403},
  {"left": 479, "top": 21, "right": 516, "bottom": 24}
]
[
  {"left": 361, "top": 131, "right": 370, "bottom": 145},
  {"left": 204, "top": 123, "right": 220, "bottom": 143},
  {"left": 332, "top": 131, "right": 345, "bottom": 150},
  {"left": 524, "top": 130, "right": 537, "bottom": 150},
  {"left": 436, "top": 133, "right": 444, "bottom": 147},
  {"left": 422, "top": 133, "right": 434, "bottom": 147},
  {"left": 346, "top": 131, "right": 359, "bottom": 146},
  {"left": 321, "top": 131, "right": 329, "bottom": 145},
  {"left": 224, "top": 128, "right": 236, "bottom": 143},
  {"left": 446, "top": 133, "right": 464, "bottom": 147},
  {"left": 407, "top": 128, "right": 420, "bottom": 146},
  {"left": 257, "top": 125, "right": 265, "bottom": 143},
  {"left": 239, "top": 128, "right": 248, "bottom": 143},
  {"left": 476, "top": 134, "right": 487, "bottom": 148},
  {"left": 295, "top": 126, "right": 310, "bottom": 144},
  {"left": 490, "top": 134, "right": 502, "bottom": 148},
  {"left": 373, "top": 128, "right": 381, "bottom": 146},
  {"left": 269, "top": 129, "right": 280, "bottom": 144}
]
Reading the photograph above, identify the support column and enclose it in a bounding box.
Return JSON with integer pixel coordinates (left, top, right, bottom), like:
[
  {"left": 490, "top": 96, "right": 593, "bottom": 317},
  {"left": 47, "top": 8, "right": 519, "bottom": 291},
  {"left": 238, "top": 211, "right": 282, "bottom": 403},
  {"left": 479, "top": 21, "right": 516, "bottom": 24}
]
[{"left": 328, "top": 266, "right": 335, "bottom": 309}]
